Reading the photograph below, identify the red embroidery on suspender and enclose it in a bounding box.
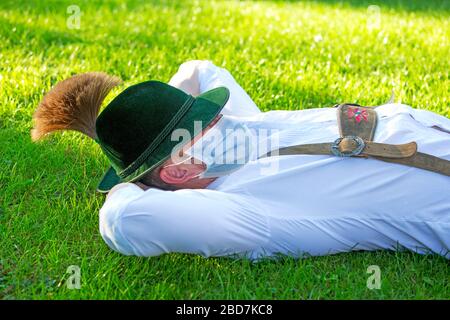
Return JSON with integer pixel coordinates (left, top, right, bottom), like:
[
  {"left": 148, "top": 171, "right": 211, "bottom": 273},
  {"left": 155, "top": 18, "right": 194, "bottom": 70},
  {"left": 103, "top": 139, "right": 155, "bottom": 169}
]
[{"left": 347, "top": 107, "right": 368, "bottom": 123}]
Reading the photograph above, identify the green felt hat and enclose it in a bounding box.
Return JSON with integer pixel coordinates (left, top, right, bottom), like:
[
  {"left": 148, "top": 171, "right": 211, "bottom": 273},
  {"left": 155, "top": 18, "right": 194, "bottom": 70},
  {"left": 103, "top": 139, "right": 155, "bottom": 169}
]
[{"left": 95, "top": 81, "right": 229, "bottom": 193}]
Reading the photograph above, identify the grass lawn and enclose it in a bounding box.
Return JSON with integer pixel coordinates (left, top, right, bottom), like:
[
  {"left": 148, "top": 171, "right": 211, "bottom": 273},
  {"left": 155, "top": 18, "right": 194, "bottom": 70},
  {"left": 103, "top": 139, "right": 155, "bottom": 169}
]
[{"left": 0, "top": 0, "right": 449, "bottom": 299}]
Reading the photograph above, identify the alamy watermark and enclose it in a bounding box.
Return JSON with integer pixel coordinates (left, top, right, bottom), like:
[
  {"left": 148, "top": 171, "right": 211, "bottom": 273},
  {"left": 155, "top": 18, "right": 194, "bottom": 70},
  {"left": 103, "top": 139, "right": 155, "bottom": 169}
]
[
  {"left": 366, "top": 265, "right": 381, "bottom": 290},
  {"left": 66, "top": 265, "right": 81, "bottom": 289},
  {"left": 367, "top": 5, "right": 381, "bottom": 30},
  {"left": 169, "top": 119, "right": 280, "bottom": 176},
  {"left": 67, "top": 5, "right": 81, "bottom": 30}
]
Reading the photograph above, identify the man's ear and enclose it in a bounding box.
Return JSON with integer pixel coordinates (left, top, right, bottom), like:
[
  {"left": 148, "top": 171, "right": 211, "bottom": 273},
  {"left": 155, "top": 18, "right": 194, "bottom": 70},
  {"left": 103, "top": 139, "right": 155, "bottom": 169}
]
[{"left": 159, "top": 165, "right": 197, "bottom": 185}]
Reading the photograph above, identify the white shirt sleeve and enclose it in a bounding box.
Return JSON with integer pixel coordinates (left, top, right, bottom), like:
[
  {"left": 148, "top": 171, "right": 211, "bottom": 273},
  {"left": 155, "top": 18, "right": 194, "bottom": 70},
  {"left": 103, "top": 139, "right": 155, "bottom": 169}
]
[
  {"left": 99, "top": 183, "right": 270, "bottom": 259},
  {"left": 169, "top": 60, "right": 261, "bottom": 117}
]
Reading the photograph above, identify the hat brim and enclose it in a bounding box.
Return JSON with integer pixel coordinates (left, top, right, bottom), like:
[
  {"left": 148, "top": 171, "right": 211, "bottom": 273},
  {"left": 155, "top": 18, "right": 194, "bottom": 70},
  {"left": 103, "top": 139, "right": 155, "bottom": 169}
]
[{"left": 97, "top": 86, "right": 230, "bottom": 193}]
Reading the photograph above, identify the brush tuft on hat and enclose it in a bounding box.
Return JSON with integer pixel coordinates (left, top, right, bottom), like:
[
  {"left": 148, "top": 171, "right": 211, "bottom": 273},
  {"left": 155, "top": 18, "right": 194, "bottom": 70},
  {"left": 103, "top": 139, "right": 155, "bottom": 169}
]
[{"left": 31, "top": 72, "right": 121, "bottom": 141}]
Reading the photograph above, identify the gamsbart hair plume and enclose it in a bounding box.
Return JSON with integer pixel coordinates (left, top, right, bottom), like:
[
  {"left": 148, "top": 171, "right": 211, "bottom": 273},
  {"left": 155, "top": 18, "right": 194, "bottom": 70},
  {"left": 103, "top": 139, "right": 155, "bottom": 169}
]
[{"left": 31, "top": 72, "right": 122, "bottom": 141}]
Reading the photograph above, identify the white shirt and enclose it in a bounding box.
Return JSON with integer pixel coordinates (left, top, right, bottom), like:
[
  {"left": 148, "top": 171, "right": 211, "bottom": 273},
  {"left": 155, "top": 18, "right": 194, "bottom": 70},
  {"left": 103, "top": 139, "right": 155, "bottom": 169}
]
[{"left": 99, "top": 60, "right": 450, "bottom": 260}]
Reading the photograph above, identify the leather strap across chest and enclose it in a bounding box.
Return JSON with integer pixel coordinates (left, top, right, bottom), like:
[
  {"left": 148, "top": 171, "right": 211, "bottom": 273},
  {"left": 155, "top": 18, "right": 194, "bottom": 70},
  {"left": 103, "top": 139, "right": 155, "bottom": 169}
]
[{"left": 261, "top": 103, "right": 450, "bottom": 176}]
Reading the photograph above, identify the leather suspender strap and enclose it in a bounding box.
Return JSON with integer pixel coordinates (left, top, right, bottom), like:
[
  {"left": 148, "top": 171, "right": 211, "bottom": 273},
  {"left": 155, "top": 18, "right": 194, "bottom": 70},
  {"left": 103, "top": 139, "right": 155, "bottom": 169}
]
[
  {"left": 260, "top": 103, "right": 450, "bottom": 177},
  {"left": 264, "top": 140, "right": 418, "bottom": 159},
  {"left": 372, "top": 152, "right": 450, "bottom": 176}
]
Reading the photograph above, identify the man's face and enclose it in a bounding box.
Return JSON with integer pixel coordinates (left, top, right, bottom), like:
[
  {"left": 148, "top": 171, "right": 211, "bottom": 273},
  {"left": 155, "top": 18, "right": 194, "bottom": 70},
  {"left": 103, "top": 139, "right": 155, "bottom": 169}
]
[{"left": 150, "top": 114, "right": 224, "bottom": 189}]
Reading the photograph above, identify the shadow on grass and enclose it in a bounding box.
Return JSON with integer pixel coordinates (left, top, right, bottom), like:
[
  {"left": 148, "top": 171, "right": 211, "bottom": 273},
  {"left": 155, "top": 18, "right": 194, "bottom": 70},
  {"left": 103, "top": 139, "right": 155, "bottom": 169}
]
[
  {"left": 2, "top": 0, "right": 449, "bottom": 14},
  {"left": 0, "top": 0, "right": 189, "bottom": 11},
  {"left": 254, "top": 0, "right": 450, "bottom": 13}
]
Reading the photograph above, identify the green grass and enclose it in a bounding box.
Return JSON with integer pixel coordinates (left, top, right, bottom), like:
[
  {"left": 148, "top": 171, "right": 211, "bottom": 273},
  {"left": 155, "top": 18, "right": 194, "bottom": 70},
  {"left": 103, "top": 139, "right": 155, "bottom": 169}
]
[{"left": 0, "top": 0, "right": 449, "bottom": 299}]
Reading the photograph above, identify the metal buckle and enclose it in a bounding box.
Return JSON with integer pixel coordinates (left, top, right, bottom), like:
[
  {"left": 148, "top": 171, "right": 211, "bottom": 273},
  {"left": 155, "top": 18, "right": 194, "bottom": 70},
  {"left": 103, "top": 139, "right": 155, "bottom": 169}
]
[{"left": 331, "top": 136, "right": 365, "bottom": 157}]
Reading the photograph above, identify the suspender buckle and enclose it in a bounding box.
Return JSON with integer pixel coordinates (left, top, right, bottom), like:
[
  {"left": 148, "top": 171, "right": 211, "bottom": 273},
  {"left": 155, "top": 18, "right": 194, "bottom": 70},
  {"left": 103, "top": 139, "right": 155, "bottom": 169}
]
[{"left": 331, "top": 136, "right": 365, "bottom": 157}]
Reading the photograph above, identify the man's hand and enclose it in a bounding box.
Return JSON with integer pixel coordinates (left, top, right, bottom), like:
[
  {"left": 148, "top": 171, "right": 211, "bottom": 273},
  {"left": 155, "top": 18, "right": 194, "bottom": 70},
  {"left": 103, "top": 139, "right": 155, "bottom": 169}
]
[{"left": 168, "top": 61, "right": 201, "bottom": 96}]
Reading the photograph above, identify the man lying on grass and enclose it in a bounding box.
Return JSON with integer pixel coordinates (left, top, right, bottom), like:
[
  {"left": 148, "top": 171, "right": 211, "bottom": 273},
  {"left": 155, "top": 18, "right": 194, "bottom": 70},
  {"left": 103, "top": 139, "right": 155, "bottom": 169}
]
[{"left": 31, "top": 60, "right": 450, "bottom": 260}]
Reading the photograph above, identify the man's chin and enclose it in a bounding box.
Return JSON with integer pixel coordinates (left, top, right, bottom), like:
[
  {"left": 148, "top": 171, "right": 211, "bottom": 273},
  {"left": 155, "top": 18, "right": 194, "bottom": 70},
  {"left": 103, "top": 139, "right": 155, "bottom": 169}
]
[{"left": 180, "top": 177, "right": 217, "bottom": 189}]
